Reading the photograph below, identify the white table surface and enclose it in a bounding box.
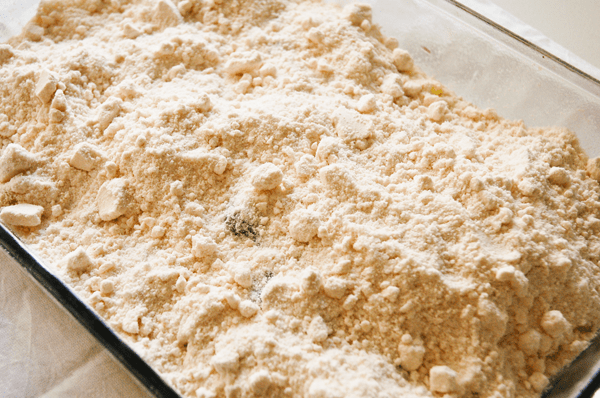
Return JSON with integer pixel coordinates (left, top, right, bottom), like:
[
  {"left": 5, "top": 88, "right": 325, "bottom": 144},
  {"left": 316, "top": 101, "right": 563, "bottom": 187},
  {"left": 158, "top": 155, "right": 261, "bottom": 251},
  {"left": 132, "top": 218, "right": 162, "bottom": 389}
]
[
  {"left": 0, "top": 247, "right": 153, "bottom": 397},
  {"left": 1, "top": 1, "right": 599, "bottom": 397}
]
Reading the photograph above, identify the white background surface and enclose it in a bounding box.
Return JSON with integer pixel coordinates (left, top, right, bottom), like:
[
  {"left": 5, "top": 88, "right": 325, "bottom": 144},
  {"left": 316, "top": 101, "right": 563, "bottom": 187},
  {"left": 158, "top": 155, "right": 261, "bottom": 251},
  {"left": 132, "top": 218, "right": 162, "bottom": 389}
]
[{"left": 0, "top": 247, "right": 152, "bottom": 397}]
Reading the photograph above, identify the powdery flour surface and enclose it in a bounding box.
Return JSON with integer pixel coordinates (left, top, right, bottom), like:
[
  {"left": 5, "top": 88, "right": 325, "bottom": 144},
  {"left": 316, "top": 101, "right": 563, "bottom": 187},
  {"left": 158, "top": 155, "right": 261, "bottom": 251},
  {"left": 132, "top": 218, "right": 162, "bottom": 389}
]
[{"left": 2, "top": 0, "right": 600, "bottom": 397}]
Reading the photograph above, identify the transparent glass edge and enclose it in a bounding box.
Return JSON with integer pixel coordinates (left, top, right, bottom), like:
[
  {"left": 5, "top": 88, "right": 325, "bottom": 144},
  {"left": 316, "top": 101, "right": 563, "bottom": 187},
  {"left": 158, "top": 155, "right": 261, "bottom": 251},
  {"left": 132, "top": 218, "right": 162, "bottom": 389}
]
[
  {"left": 445, "top": 0, "right": 600, "bottom": 90},
  {"left": 368, "top": 0, "right": 600, "bottom": 156}
]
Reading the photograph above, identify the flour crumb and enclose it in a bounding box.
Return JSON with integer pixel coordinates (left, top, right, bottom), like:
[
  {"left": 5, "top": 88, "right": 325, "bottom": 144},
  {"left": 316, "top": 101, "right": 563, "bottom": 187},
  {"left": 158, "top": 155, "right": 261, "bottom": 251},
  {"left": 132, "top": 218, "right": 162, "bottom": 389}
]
[
  {"left": 392, "top": 48, "right": 415, "bottom": 73},
  {"left": 96, "top": 97, "right": 122, "bottom": 132},
  {"left": 251, "top": 162, "right": 283, "bottom": 191},
  {"left": 430, "top": 365, "right": 458, "bottom": 393},
  {"left": 153, "top": 0, "right": 183, "bottom": 28},
  {"left": 63, "top": 247, "right": 94, "bottom": 274},
  {"left": 288, "top": 209, "right": 320, "bottom": 243},
  {"left": 69, "top": 143, "right": 104, "bottom": 171},
  {"left": 0, "top": 144, "right": 38, "bottom": 182},
  {"left": 308, "top": 315, "right": 329, "bottom": 343},
  {"left": 97, "top": 178, "right": 131, "bottom": 221},
  {"left": 35, "top": 69, "right": 57, "bottom": 104},
  {"left": 540, "top": 310, "right": 571, "bottom": 339},
  {"left": 0, "top": 45, "right": 14, "bottom": 65},
  {"left": 0, "top": 204, "right": 44, "bottom": 227}
]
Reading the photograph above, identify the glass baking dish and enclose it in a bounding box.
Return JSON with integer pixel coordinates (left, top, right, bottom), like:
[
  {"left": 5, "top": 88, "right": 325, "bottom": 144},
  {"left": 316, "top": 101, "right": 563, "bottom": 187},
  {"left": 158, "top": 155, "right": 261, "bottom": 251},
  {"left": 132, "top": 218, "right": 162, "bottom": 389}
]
[
  {"left": 2, "top": 0, "right": 600, "bottom": 397},
  {"left": 349, "top": 0, "right": 600, "bottom": 157}
]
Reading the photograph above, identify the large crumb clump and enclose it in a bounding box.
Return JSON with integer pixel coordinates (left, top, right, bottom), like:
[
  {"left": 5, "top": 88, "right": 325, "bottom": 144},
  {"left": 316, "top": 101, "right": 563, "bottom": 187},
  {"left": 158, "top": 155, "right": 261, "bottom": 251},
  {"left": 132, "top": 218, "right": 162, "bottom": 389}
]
[{"left": 2, "top": 0, "right": 600, "bottom": 397}]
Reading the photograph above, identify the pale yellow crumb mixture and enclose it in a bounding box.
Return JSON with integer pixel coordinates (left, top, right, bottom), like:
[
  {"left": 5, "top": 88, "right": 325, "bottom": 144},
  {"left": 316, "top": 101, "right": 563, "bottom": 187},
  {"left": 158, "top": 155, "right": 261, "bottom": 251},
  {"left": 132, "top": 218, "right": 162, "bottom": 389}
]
[{"left": 1, "top": 1, "right": 600, "bottom": 398}]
